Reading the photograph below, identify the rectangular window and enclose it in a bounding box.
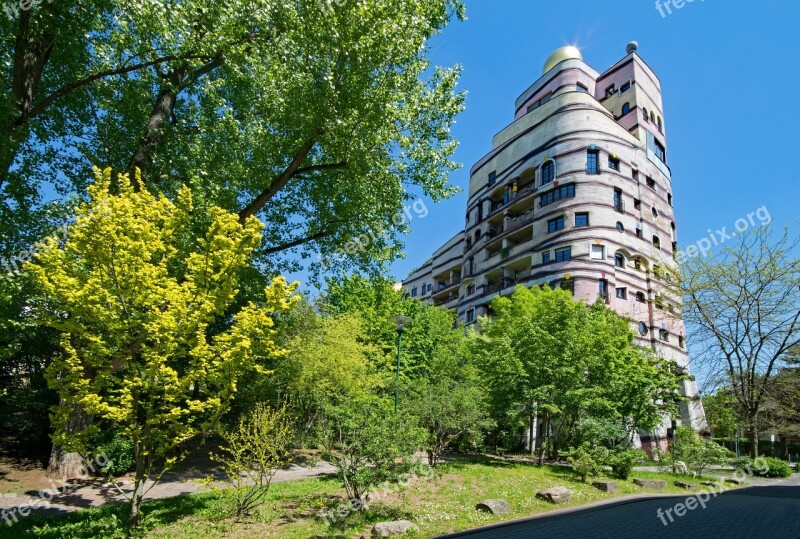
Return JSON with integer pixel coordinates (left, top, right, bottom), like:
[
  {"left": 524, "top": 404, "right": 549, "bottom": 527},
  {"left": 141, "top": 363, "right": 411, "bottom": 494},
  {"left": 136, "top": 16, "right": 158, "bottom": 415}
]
[
  {"left": 599, "top": 279, "right": 609, "bottom": 302},
  {"left": 466, "top": 309, "right": 475, "bottom": 324},
  {"left": 614, "top": 188, "right": 624, "bottom": 212},
  {"left": 605, "top": 84, "right": 616, "bottom": 98},
  {"left": 555, "top": 247, "right": 571, "bottom": 262},
  {"left": 646, "top": 176, "right": 656, "bottom": 189},
  {"left": 542, "top": 251, "right": 551, "bottom": 264},
  {"left": 616, "top": 287, "right": 627, "bottom": 299},
  {"left": 586, "top": 150, "right": 600, "bottom": 174},
  {"left": 548, "top": 216, "right": 565, "bottom": 233},
  {"left": 608, "top": 156, "right": 620, "bottom": 171},
  {"left": 659, "top": 329, "right": 669, "bottom": 342},
  {"left": 477, "top": 203, "right": 483, "bottom": 222},
  {"left": 575, "top": 212, "right": 589, "bottom": 227},
  {"left": 488, "top": 171, "right": 497, "bottom": 187},
  {"left": 620, "top": 81, "right": 631, "bottom": 94},
  {"left": 561, "top": 279, "right": 574, "bottom": 295},
  {"left": 634, "top": 198, "right": 641, "bottom": 209},
  {"left": 539, "top": 184, "right": 575, "bottom": 208},
  {"left": 590, "top": 244, "right": 605, "bottom": 260},
  {"left": 411, "top": 287, "right": 417, "bottom": 297}
]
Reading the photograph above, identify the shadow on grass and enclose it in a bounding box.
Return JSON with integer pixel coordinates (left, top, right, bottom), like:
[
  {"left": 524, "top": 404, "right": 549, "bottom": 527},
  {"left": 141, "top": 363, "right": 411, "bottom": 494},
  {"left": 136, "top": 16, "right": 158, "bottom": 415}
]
[{"left": 0, "top": 492, "right": 222, "bottom": 539}]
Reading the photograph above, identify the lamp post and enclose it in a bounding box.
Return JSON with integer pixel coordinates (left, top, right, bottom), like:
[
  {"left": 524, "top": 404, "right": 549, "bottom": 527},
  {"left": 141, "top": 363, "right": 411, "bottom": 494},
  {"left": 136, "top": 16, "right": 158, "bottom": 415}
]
[{"left": 390, "top": 315, "right": 412, "bottom": 413}]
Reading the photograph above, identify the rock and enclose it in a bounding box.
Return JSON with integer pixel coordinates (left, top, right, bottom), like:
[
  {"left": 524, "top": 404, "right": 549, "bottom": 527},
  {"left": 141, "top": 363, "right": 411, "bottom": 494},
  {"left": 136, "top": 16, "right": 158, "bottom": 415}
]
[
  {"left": 371, "top": 520, "right": 420, "bottom": 537},
  {"left": 592, "top": 480, "right": 620, "bottom": 493},
  {"left": 632, "top": 479, "right": 667, "bottom": 490},
  {"left": 701, "top": 481, "right": 722, "bottom": 489},
  {"left": 725, "top": 477, "right": 746, "bottom": 485},
  {"left": 475, "top": 499, "right": 511, "bottom": 515},
  {"left": 673, "top": 480, "right": 698, "bottom": 490},
  {"left": 536, "top": 486, "right": 572, "bottom": 504}
]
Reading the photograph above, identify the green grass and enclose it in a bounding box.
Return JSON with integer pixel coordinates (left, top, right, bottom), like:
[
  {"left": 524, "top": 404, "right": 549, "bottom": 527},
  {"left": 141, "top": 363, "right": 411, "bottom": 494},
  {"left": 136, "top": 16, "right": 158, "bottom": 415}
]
[{"left": 0, "top": 459, "right": 739, "bottom": 539}]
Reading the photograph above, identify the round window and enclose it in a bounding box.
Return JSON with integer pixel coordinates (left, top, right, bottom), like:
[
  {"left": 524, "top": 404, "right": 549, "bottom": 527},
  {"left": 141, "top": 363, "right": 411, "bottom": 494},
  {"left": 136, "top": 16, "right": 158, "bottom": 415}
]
[{"left": 638, "top": 322, "right": 648, "bottom": 336}]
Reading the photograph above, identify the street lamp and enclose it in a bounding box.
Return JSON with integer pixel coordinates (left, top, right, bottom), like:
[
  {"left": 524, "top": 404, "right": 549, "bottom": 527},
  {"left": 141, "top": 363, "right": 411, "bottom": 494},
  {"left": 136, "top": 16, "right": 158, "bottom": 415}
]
[{"left": 390, "top": 315, "right": 412, "bottom": 413}]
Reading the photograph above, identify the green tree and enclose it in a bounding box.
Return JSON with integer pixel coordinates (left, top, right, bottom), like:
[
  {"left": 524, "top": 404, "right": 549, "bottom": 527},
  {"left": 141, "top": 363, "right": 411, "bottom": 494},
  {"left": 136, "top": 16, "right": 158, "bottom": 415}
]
[
  {"left": 475, "top": 285, "right": 681, "bottom": 463},
  {"left": 682, "top": 226, "right": 800, "bottom": 457},
  {"left": 1, "top": 0, "right": 466, "bottom": 279},
  {"left": 25, "top": 168, "right": 299, "bottom": 528},
  {"left": 702, "top": 389, "right": 742, "bottom": 438},
  {"left": 317, "top": 397, "right": 425, "bottom": 504}
]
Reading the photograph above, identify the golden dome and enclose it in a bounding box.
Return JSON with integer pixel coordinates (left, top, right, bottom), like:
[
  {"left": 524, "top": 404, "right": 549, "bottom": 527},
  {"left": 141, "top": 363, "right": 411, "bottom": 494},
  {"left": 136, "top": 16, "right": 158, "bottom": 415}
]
[{"left": 542, "top": 46, "right": 583, "bottom": 74}]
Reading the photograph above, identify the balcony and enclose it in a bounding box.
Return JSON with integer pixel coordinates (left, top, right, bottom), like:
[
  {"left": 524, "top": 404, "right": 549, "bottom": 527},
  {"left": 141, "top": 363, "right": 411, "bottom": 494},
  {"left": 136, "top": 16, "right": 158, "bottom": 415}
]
[{"left": 431, "top": 277, "right": 462, "bottom": 298}]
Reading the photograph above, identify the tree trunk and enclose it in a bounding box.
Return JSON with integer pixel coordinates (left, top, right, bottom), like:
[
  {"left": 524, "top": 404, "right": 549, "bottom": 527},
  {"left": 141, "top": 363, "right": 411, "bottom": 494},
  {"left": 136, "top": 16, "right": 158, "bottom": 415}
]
[
  {"left": 129, "top": 477, "right": 145, "bottom": 529},
  {"left": 779, "top": 434, "right": 789, "bottom": 460},
  {"left": 528, "top": 413, "right": 535, "bottom": 456},
  {"left": 748, "top": 427, "right": 759, "bottom": 458},
  {"left": 47, "top": 401, "right": 92, "bottom": 479}
]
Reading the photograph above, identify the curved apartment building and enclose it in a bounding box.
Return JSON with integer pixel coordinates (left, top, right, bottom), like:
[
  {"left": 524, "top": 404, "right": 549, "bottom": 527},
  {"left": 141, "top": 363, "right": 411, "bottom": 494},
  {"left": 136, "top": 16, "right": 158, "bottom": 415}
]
[{"left": 403, "top": 43, "right": 707, "bottom": 448}]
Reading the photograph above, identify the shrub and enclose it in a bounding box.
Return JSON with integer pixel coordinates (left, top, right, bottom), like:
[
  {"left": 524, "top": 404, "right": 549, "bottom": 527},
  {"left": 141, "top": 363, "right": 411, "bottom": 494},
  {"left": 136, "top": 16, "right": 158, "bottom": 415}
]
[
  {"left": 93, "top": 431, "right": 134, "bottom": 477},
  {"left": 733, "top": 456, "right": 753, "bottom": 472},
  {"left": 564, "top": 444, "right": 608, "bottom": 482},
  {"left": 607, "top": 448, "right": 646, "bottom": 480},
  {"left": 758, "top": 457, "right": 792, "bottom": 478},
  {"left": 658, "top": 427, "right": 729, "bottom": 476},
  {"left": 211, "top": 403, "right": 294, "bottom": 518}
]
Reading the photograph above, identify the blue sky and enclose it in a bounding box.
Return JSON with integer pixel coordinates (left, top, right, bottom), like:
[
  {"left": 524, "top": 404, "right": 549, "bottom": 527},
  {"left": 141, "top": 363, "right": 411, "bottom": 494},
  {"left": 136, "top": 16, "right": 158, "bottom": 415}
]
[{"left": 388, "top": 0, "right": 800, "bottom": 283}]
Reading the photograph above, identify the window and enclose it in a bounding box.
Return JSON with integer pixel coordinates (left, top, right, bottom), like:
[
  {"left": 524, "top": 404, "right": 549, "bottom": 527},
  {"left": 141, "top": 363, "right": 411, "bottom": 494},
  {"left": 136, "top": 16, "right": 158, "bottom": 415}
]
[
  {"left": 653, "top": 139, "right": 666, "bottom": 163},
  {"left": 411, "top": 287, "right": 418, "bottom": 297},
  {"left": 608, "top": 155, "right": 620, "bottom": 171},
  {"left": 576, "top": 82, "right": 588, "bottom": 93},
  {"left": 477, "top": 203, "right": 483, "bottom": 222},
  {"left": 668, "top": 193, "right": 673, "bottom": 206},
  {"left": 541, "top": 160, "right": 555, "bottom": 185},
  {"left": 634, "top": 257, "right": 642, "bottom": 270},
  {"left": 636, "top": 291, "right": 646, "bottom": 303},
  {"left": 590, "top": 244, "right": 605, "bottom": 260},
  {"left": 659, "top": 329, "right": 669, "bottom": 342},
  {"left": 646, "top": 176, "right": 656, "bottom": 189},
  {"left": 488, "top": 171, "right": 497, "bottom": 187},
  {"left": 653, "top": 235, "right": 661, "bottom": 249},
  {"left": 468, "top": 257, "right": 475, "bottom": 275},
  {"left": 475, "top": 229, "right": 482, "bottom": 242},
  {"left": 428, "top": 283, "right": 433, "bottom": 293},
  {"left": 638, "top": 322, "right": 649, "bottom": 336},
  {"left": 599, "top": 279, "right": 609, "bottom": 302},
  {"left": 466, "top": 309, "right": 475, "bottom": 324},
  {"left": 657, "top": 116, "right": 663, "bottom": 133},
  {"left": 655, "top": 295, "right": 665, "bottom": 309},
  {"left": 620, "top": 81, "right": 631, "bottom": 94},
  {"left": 605, "top": 84, "right": 616, "bottom": 98},
  {"left": 616, "top": 287, "right": 627, "bottom": 299},
  {"left": 616, "top": 222, "right": 625, "bottom": 233},
  {"left": 586, "top": 149, "right": 600, "bottom": 174},
  {"left": 642, "top": 108, "right": 649, "bottom": 122},
  {"left": 679, "top": 336, "right": 686, "bottom": 348},
  {"left": 634, "top": 198, "right": 641, "bottom": 210},
  {"left": 561, "top": 279, "right": 575, "bottom": 295},
  {"left": 652, "top": 206, "right": 659, "bottom": 218},
  {"left": 653, "top": 264, "right": 662, "bottom": 278},
  {"left": 614, "top": 188, "right": 624, "bottom": 212},
  {"left": 542, "top": 251, "right": 551, "bottom": 264},
  {"left": 539, "top": 183, "right": 575, "bottom": 207},
  {"left": 526, "top": 93, "right": 553, "bottom": 113},
  {"left": 548, "top": 216, "right": 565, "bottom": 233},
  {"left": 555, "top": 247, "right": 572, "bottom": 262},
  {"left": 635, "top": 226, "right": 643, "bottom": 239},
  {"left": 632, "top": 170, "right": 639, "bottom": 181},
  {"left": 575, "top": 212, "right": 589, "bottom": 227},
  {"left": 650, "top": 111, "right": 656, "bottom": 123},
  {"left": 615, "top": 253, "right": 626, "bottom": 268}
]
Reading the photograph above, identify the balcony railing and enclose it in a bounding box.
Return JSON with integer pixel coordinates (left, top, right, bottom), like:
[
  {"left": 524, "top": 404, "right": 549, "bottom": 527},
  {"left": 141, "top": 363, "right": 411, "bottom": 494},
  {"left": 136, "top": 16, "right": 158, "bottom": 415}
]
[{"left": 432, "top": 277, "right": 461, "bottom": 296}]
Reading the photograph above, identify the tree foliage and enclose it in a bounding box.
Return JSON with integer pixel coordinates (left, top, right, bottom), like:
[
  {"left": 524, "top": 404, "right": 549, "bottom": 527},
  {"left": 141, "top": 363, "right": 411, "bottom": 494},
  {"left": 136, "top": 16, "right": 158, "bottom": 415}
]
[{"left": 25, "top": 168, "right": 299, "bottom": 527}]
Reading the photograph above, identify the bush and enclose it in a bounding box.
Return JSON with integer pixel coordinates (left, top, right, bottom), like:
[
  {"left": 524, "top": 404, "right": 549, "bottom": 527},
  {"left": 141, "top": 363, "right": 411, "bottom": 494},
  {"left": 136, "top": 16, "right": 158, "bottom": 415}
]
[
  {"left": 564, "top": 444, "right": 608, "bottom": 482},
  {"left": 733, "top": 456, "right": 754, "bottom": 472},
  {"left": 93, "top": 431, "right": 134, "bottom": 477},
  {"left": 211, "top": 403, "right": 294, "bottom": 518},
  {"left": 658, "top": 427, "right": 728, "bottom": 476},
  {"left": 759, "top": 457, "right": 792, "bottom": 478},
  {"left": 607, "top": 448, "right": 646, "bottom": 480}
]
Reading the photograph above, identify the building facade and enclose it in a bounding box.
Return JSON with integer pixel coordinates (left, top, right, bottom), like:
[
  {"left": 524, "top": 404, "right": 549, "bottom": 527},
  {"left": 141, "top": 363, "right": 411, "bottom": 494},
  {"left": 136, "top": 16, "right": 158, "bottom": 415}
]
[{"left": 403, "top": 43, "right": 707, "bottom": 450}]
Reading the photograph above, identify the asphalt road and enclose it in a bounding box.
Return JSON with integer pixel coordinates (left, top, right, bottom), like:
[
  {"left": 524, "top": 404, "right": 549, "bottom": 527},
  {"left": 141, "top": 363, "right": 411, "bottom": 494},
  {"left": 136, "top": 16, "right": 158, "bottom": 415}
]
[{"left": 442, "top": 476, "right": 800, "bottom": 539}]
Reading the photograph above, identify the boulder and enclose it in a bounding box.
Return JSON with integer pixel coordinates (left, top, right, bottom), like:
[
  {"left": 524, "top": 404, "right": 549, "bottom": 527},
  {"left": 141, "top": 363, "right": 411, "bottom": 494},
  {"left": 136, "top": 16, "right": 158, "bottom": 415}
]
[
  {"left": 475, "top": 499, "right": 511, "bottom": 515},
  {"left": 592, "top": 480, "right": 620, "bottom": 493},
  {"left": 701, "top": 481, "right": 723, "bottom": 489},
  {"left": 673, "top": 480, "right": 698, "bottom": 490},
  {"left": 632, "top": 479, "right": 667, "bottom": 490},
  {"left": 371, "top": 521, "right": 419, "bottom": 537},
  {"left": 725, "top": 477, "right": 746, "bottom": 485},
  {"left": 536, "top": 486, "right": 572, "bottom": 504}
]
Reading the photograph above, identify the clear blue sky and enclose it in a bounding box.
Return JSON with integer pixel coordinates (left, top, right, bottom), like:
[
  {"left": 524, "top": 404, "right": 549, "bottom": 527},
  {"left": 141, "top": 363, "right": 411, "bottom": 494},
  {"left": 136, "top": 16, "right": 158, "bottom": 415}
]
[{"left": 388, "top": 0, "right": 800, "bottom": 283}]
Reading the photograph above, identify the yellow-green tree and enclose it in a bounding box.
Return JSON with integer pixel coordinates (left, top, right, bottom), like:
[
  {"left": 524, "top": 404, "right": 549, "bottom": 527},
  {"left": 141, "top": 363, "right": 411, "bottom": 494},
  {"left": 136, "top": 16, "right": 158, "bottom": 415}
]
[{"left": 26, "top": 168, "right": 298, "bottom": 528}]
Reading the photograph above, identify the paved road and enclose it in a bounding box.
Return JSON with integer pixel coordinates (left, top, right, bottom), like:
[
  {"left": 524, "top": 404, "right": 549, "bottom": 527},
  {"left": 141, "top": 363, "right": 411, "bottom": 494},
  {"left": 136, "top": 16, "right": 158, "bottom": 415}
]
[{"left": 443, "top": 476, "right": 800, "bottom": 539}]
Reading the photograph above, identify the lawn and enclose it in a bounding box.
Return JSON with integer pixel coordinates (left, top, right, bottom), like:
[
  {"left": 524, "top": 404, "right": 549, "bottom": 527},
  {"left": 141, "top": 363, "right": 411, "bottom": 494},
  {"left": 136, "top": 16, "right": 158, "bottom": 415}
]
[{"left": 0, "top": 458, "right": 733, "bottom": 538}]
